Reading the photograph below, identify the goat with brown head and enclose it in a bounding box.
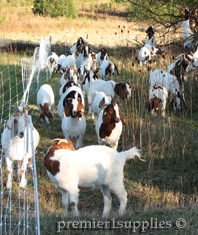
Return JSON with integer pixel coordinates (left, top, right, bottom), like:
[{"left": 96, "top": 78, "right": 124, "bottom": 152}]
[{"left": 96, "top": 99, "right": 126, "bottom": 150}]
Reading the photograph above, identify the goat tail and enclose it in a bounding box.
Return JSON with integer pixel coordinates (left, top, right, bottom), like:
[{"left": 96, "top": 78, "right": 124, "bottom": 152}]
[{"left": 119, "top": 147, "right": 145, "bottom": 162}]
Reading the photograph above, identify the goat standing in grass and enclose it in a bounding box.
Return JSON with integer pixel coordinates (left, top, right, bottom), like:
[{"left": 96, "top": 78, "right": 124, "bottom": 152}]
[
  {"left": 95, "top": 100, "right": 126, "bottom": 150},
  {"left": 1, "top": 106, "right": 40, "bottom": 188},
  {"left": 37, "top": 84, "right": 55, "bottom": 124},
  {"left": 44, "top": 139, "right": 144, "bottom": 218}
]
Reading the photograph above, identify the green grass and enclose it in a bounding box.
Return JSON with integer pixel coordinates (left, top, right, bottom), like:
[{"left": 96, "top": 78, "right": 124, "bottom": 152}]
[{"left": 1, "top": 40, "right": 198, "bottom": 234}]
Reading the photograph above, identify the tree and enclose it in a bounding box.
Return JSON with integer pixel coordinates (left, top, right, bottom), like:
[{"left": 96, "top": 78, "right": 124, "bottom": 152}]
[
  {"left": 32, "top": 0, "right": 78, "bottom": 18},
  {"left": 114, "top": 0, "right": 198, "bottom": 33}
]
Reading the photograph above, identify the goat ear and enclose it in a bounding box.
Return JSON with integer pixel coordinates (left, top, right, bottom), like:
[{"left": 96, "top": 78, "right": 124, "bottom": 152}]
[
  {"left": 99, "top": 97, "right": 105, "bottom": 108},
  {"left": 64, "top": 105, "right": 71, "bottom": 117}
]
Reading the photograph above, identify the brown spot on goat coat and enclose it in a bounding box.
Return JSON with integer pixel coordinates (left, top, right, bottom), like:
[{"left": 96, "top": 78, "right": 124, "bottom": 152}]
[{"left": 44, "top": 140, "right": 74, "bottom": 176}]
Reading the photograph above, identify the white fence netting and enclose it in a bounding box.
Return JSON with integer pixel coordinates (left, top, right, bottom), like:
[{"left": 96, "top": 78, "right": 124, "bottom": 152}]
[{"left": 0, "top": 37, "right": 51, "bottom": 235}]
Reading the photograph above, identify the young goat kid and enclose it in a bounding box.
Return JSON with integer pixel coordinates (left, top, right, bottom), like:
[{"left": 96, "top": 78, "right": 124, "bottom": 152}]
[
  {"left": 44, "top": 139, "right": 144, "bottom": 218},
  {"left": 95, "top": 100, "right": 126, "bottom": 150}
]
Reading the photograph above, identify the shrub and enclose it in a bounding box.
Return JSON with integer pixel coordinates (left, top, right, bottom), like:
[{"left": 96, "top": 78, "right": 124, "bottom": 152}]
[{"left": 32, "top": 0, "right": 78, "bottom": 18}]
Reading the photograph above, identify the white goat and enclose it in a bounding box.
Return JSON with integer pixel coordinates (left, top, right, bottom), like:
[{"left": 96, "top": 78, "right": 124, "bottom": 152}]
[
  {"left": 83, "top": 52, "right": 97, "bottom": 71},
  {"left": 82, "top": 69, "right": 99, "bottom": 114},
  {"left": 90, "top": 80, "right": 132, "bottom": 118},
  {"left": 37, "top": 84, "right": 55, "bottom": 124},
  {"left": 1, "top": 106, "right": 40, "bottom": 188},
  {"left": 138, "top": 44, "right": 166, "bottom": 66},
  {"left": 59, "top": 54, "right": 76, "bottom": 74},
  {"left": 60, "top": 67, "right": 78, "bottom": 86},
  {"left": 44, "top": 139, "right": 144, "bottom": 218},
  {"left": 61, "top": 92, "right": 86, "bottom": 149},
  {"left": 178, "top": 19, "right": 194, "bottom": 49},
  {"left": 148, "top": 68, "right": 181, "bottom": 111},
  {"left": 57, "top": 86, "right": 84, "bottom": 119},
  {"left": 146, "top": 85, "right": 168, "bottom": 117},
  {"left": 95, "top": 101, "right": 126, "bottom": 150},
  {"left": 75, "top": 44, "right": 90, "bottom": 68},
  {"left": 47, "top": 52, "right": 58, "bottom": 73},
  {"left": 96, "top": 48, "right": 110, "bottom": 66},
  {"left": 92, "top": 91, "right": 112, "bottom": 124},
  {"left": 99, "top": 59, "right": 119, "bottom": 81},
  {"left": 55, "top": 54, "right": 66, "bottom": 73}
]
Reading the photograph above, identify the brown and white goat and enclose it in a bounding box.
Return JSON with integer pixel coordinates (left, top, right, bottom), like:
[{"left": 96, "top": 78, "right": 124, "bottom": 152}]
[
  {"left": 44, "top": 139, "right": 143, "bottom": 218},
  {"left": 146, "top": 84, "right": 168, "bottom": 117},
  {"left": 95, "top": 100, "right": 126, "bottom": 150},
  {"left": 61, "top": 91, "right": 86, "bottom": 149},
  {"left": 96, "top": 47, "right": 110, "bottom": 66}
]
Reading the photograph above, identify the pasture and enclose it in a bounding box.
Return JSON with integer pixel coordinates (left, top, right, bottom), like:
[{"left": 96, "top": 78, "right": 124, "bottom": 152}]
[{"left": 0, "top": 1, "right": 198, "bottom": 234}]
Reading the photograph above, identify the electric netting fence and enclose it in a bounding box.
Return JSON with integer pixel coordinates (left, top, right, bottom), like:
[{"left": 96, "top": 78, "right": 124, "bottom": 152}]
[{"left": 0, "top": 37, "right": 51, "bottom": 235}]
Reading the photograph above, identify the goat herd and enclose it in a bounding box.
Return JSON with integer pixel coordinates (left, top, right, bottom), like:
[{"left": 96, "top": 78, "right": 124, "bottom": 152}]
[{"left": 1, "top": 15, "right": 198, "bottom": 217}]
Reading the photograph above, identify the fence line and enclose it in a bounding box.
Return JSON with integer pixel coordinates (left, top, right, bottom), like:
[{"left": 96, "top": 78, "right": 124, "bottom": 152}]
[{"left": 0, "top": 37, "right": 51, "bottom": 235}]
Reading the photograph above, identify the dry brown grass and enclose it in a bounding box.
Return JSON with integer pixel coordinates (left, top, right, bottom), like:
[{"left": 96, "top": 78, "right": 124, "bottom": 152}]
[{"left": 0, "top": 0, "right": 183, "bottom": 47}]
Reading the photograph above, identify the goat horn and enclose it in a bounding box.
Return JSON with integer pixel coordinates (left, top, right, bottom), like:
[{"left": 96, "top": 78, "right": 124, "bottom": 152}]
[{"left": 10, "top": 105, "right": 21, "bottom": 113}]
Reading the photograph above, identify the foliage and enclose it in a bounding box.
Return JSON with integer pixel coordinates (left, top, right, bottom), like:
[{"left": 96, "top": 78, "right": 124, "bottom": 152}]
[
  {"left": 32, "top": 0, "right": 78, "bottom": 18},
  {"left": 114, "top": 0, "right": 198, "bottom": 32}
]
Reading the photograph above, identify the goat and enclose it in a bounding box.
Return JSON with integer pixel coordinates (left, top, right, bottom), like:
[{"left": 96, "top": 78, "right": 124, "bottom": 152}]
[
  {"left": 90, "top": 80, "right": 132, "bottom": 119},
  {"left": 54, "top": 54, "right": 66, "bottom": 73},
  {"left": 145, "top": 26, "right": 157, "bottom": 47},
  {"left": 138, "top": 44, "right": 166, "bottom": 66},
  {"left": 44, "top": 139, "right": 144, "bottom": 218},
  {"left": 99, "top": 59, "right": 119, "bottom": 81},
  {"left": 47, "top": 52, "right": 58, "bottom": 73},
  {"left": 168, "top": 55, "right": 189, "bottom": 90},
  {"left": 60, "top": 67, "right": 78, "bottom": 86},
  {"left": 70, "top": 37, "right": 85, "bottom": 55},
  {"left": 146, "top": 84, "right": 168, "bottom": 117},
  {"left": 61, "top": 92, "right": 86, "bottom": 149},
  {"left": 75, "top": 44, "right": 91, "bottom": 68},
  {"left": 1, "top": 106, "right": 40, "bottom": 188},
  {"left": 37, "top": 84, "right": 55, "bottom": 124},
  {"left": 77, "top": 64, "right": 89, "bottom": 85},
  {"left": 148, "top": 67, "right": 181, "bottom": 111},
  {"left": 83, "top": 52, "right": 97, "bottom": 71},
  {"left": 82, "top": 68, "right": 99, "bottom": 114},
  {"left": 95, "top": 100, "right": 126, "bottom": 150},
  {"left": 92, "top": 91, "right": 112, "bottom": 124},
  {"left": 59, "top": 81, "right": 77, "bottom": 97},
  {"left": 178, "top": 19, "right": 194, "bottom": 49},
  {"left": 59, "top": 54, "right": 76, "bottom": 74},
  {"left": 57, "top": 86, "right": 84, "bottom": 119},
  {"left": 96, "top": 47, "right": 110, "bottom": 66}
]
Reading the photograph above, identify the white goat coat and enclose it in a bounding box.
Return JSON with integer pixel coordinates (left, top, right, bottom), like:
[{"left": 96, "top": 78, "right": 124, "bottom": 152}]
[
  {"left": 92, "top": 91, "right": 112, "bottom": 123},
  {"left": 37, "top": 84, "right": 55, "bottom": 124},
  {"left": 46, "top": 144, "right": 142, "bottom": 218},
  {"left": 59, "top": 55, "right": 76, "bottom": 74},
  {"left": 61, "top": 114, "right": 86, "bottom": 150}
]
